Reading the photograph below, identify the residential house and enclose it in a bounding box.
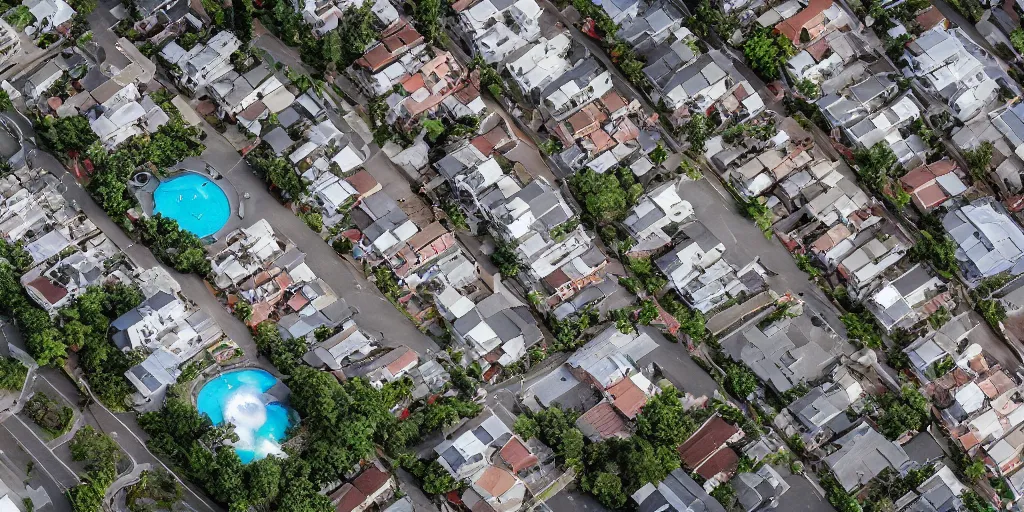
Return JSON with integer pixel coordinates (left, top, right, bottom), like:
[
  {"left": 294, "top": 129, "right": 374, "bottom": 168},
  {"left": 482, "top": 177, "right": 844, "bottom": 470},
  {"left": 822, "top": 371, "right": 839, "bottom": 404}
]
[
  {"left": 677, "top": 416, "right": 744, "bottom": 490},
  {"left": 435, "top": 414, "right": 513, "bottom": 480},
  {"left": 88, "top": 85, "right": 171, "bottom": 149},
  {"left": 817, "top": 73, "right": 899, "bottom": 131},
  {"left": 624, "top": 179, "right": 693, "bottom": 254},
  {"left": 453, "top": 0, "right": 542, "bottom": 64},
  {"left": 21, "top": 235, "right": 124, "bottom": 314},
  {"left": 617, "top": 5, "right": 686, "bottom": 53},
  {"left": 208, "top": 64, "right": 296, "bottom": 118},
  {"left": 644, "top": 51, "right": 731, "bottom": 126},
  {"left": 774, "top": 0, "right": 849, "bottom": 46},
  {"left": 436, "top": 281, "right": 543, "bottom": 375},
  {"left": 894, "top": 464, "right": 966, "bottom": 511},
  {"left": 733, "top": 465, "right": 791, "bottom": 512},
  {"left": 723, "top": 304, "right": 840, "bottom": 393},
  {"left": 24, "top": 0, "right": 74, "bottom": 35},
  {"left": 595, "top": 0, "right": 639, "bottom": 23},
  {"left": 24, "top": 57, "right": 67, "bottom": 101},
  {"left": 384, "top": 51, "right": 465, "bottom": 132},
  {"left": 463, "top": 464, "right": 527, "bottom": 512},
  {"left": 342, "top": 345, "right": 419, "bottom": 388},
  {"left": 209, "top": 219, "right": 289, "bottom": 291},
  {"left": 0, "top": 21, "right": 21, "bottom": 68},
  {"left": 898, "top": 160, "right": 968, "bottom": 211},
  {"left": 824, "top": 423, "right": 911, "bottom": 492},
  {"left": 295, "top": 0, "right": 397, "bottom": 36},
  {"left": 504, "top": 34, "right": 572, "bottom": 100},
  {"left": 537, "top": 57, "right": 613, "bottom": 121},
  {"left": 865, "top": 264, "right": 951, "bottom": 333},
  {"left": 161, "top": 31, "right": 242, "bottom": 94},
  {"left": 353, "top": 192, "right": 419, "bottom": 259},
  {"left": 576, "top": 401, "right": 630, "bottom": 441},
  {"left": 303, "top": 321, "right": 379, "bottom": 370},
  {"left": 388, "top": 221, "right": 458, "bottom": 284},
  {"left": 834, "top": 229, "right": 909, "bottom": 299},
  {"left": 565, "top": 325, "right": 659, "bottom": 389},
  {"left": 630, "top": 468, "right": 726, "bottom": 512},
  {"left": 655, "top": 221, "right": 766, "bottom": 313},
  {"left": 942, "top": 197, "right": 1024, "bottom": 286},
  {"left": 904, "top": 312, "right": 981, "bottom": 383},
  {"left": 348, "top": 20, "right": 427, "bottom": 97},
  {"left": 904, "top": 27, "right": 999, "bottom": 122},
  {"left": 552, "top": 93, "right": 642, "bottom": 172},
  {"left": 782, "top": 366, "right": 864, "bottom": 450},
  {"left": 329, "top": 460, "right": 397, "bottom": 512}
]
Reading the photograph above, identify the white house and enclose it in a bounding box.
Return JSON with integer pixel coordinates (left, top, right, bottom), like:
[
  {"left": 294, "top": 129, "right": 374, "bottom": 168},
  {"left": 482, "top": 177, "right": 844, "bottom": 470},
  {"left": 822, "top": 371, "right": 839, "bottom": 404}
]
[
  {"left": 161, "top": 31, "right": 241, "bottom": 94},
  {"left": 624, "top": 179, "right": 693, "bottom": 253}
]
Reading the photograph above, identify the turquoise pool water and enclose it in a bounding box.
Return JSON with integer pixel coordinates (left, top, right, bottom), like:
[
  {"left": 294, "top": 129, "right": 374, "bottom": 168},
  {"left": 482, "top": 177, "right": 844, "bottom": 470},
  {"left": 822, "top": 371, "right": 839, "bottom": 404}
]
[
  {"left": 153, "top": 173, "right": 230, "bottom": 238},
  {"left": 196, "top": 369, "right": 295, "bottom": 463}
]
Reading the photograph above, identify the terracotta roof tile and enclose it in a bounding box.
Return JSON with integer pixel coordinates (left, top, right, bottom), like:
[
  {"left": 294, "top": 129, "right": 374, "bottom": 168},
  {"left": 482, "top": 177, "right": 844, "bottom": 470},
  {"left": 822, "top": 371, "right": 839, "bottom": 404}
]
[
  {"left": 353, "top": 465, "right": 391, "bottom": 496},
  {"left": 694, "top": 448, "right": 739, "bottom": 480},
  {"left": 500, "top": 437, "right": 539, "bottom": 473},
  {"left": 474, "top": 466, "right": 516, "bottom": 497},
  {"left": 26, "top": 277, "right": 68, "bottom": 306},
  {"left": 677, "top": 417, "right": 741, "bottom": 469},
  {"left": 607, "top": 377, "right": 648, "bottom": 419},
  {"left": 577, "top": 402, "right": 628, "bottom": 440}
]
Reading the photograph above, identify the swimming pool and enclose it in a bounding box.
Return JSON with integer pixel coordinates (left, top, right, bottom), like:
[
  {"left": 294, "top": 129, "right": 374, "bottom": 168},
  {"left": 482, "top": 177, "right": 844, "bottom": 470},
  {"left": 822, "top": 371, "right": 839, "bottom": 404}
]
[
  {"left": 152, "top": 173, "right": 230, "bottom": 238},
  {"left": 196, "top": 369, "right": 296, "bottom": 463}
]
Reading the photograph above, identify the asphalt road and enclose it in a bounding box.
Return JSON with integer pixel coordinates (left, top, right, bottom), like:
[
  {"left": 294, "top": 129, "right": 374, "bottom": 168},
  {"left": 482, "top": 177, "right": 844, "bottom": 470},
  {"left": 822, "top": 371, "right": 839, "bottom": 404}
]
[{"left": 0, "top": 430, "right": 72, "bottom": 512}]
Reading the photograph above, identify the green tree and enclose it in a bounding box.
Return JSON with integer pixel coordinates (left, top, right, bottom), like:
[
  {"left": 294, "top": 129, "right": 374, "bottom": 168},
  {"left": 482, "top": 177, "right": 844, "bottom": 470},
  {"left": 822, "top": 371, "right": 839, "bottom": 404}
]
[
  {"left": 637, "top": 300, "right": 659, "bottom": 325},
  {"left": 0, "top": 89, "right": 13, "bottom": 112},
  {"left": 336, "top": 3, "right": 377, "bottom": 69},
  {"left": 513, "top": 415, "right": 539, "bottom": 440},
  {"left": 725, "top": 362, "right": 758, "bottom": 398},
  {"left": 1011, "top": 28, "right": 1024, "bottom": 55},
  {"left": 978, "top": 299, "right": 1007, "bottom": 329},
  {"left": 795, "top": 79, "right": 819, "bottom": 98},
  {"left": 842, "top": 312, "right": 883, "bottom": 349},
  {"left": 743, "top": 26, "right": 795, "bottom": 80},
  {"left": 649, "top": 143, "right": 668, "bottom": 167},
  {"left": 875, "top": 385, "right": 930, "bottom": 440},
  {"left": 583, "top": 473, "right": 627, "bottom": 509},
  {"left": 38, "top": 115, "right": 98, "bottom": 154},
  {"left": 636, "top": 386, "right": 697, "bottom": 447},
  {"left": 232, "top": 0, "right": 254, "bottom": 43},
  {"left": 491, "top": 240, "right": 522, "bottom": 278},
  {"left": 250, "top": 155, "right": 308, "bottom": 200},
  {"left": 0, "top": 357, "right": 26, "bottom": 391},
  {"left": 568, "top": 168, "right": 629, "bottom": 223},
  {"left": 70, "top": 427, "right": 121, "bottom": 476},
  {"left": 411, "top": 0, "right": 444, "bottom": 44},
  {"left": 234, "top": 299, "right": 253, "bottom": 323},
  {"left": 684, "top": 112, "right": 711, "bottom": 153},
  {"left": 889, "top": 181, "right": 912, "bottom": 210},
  {"left": 422, "top": 118, "right": 445, "bottom": 142},
  {"left": 421, "top": 461, "right": 459, "bottom": 494},
  {"left": 853, "top": 142, "right": 899, "bottom": 192},
  {"left": 963, "top": 141, "right": 994, "bottom": 182},
  {"left": 965, "top": 459, "right": 986, "bottom": 483}
]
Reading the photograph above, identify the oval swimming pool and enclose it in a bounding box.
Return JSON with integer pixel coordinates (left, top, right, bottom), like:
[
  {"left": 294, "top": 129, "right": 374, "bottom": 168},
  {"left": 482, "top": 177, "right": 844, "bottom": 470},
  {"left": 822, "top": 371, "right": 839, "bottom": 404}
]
[
  {"left": 196, "top": 369, "right": 296, "bottom": 463},
  {"left": 153, "top": 173, "right": 230, "bottom": 238}
]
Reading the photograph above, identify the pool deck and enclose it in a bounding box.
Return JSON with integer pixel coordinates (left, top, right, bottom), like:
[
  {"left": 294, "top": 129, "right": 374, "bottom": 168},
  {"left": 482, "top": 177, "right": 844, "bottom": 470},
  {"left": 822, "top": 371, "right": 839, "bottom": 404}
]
[{"left": 133, "top": 159, "right": 243, "bottom": 242}]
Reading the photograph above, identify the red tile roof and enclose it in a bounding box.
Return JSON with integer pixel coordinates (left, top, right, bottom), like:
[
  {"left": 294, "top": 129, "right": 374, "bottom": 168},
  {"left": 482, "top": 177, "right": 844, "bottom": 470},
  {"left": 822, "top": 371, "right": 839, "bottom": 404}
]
[
  {"left": 500, "top": 437, "right": 539, "bottom": 473},
  {"left": 353, "top": 464, "right": 391, "bottom": 496},
  {"left": 606, "top": 377, "right": 648, "bottom": 419},
  {"left": 386, "top": 347, "right": 419, "bottom": 375},
  {"left": 577, "top": 402, "right": 628, "bottom": 441},
  {"left": 775, "top": 0, "right": 832, "bottom": 44},
  {"left": 677, "top": 417, "right": 741, "bottom": 470},
  {"left": 346, "top": 170, "right": 380, "bottom": 196},
  {"left": 901, "top": 159, "right": 957, "bottom": 191},
  {"left": 543, "top": 268, "right": 571, "bottom": 289},
  {"left": 331, "top": 484, "right": 367, "bottom": 512},
  {"left": 915, "top": 6, "right": 947, "bottom": 31},
  {"left": 26, "top": 277, "right": 68, "bottom": 306},
  {"left": 694, "top": 447, "right": 739, "bottom": 481},
  {"left": 599, "top": 90, "right": 627, "bottom": 113},
  {"left": 355, "top": 20, "right": 424, "bottom": 72},
  {"left": 473, "top": 466, "right": 516, "bottom": 497}
]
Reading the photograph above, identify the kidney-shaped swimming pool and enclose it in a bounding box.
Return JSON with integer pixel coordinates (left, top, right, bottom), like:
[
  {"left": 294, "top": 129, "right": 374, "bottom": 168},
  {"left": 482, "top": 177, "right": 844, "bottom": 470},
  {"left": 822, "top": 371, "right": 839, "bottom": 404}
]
[
  {"left": 153, "top": 173, "right": 230, "bottom": 238},
  {"left": 197, "top": 369, "right": 296, "bottom": 463}
]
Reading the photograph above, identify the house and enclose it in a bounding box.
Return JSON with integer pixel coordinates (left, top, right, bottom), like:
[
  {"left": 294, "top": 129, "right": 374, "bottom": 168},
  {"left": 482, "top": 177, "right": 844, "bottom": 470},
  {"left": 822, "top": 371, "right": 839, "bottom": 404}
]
[
  {"left": 110, "top": 291, "right": 222, "bottom": 361},
  {"left": 899, "top": 160, "right": 968, "bottom": 211},
  {"left": 329, "top": 460, "right": 396, "bottom": 512},
  {"left": 617, "top": 6, "right": 686, "bottom": 53},
  {"left": 0, "top": 20, "right": 21, "bottom": 68},
  {"left": 824, "top": 423, "right": 911, "bottom": 492},
  {"left": 835, "top": 231, "right": 908, "bottom": 298},
  {"left": 295, "top": 0, "right": 396, "bottom": 36},
  {"left": 384, "top": 52, "right": 464, "bottom": 130},
  {"left": 552, "top": 96, "right": 642, "bottom": 172},
  {"left": 644, "top": 51, "right": 731, "bottom": 122},
  {"left": 895, "top": 464, "right": 966, "bottom": 511},
  {"left": 124, "top": 347, "right": 178, "bottom": 401},
  {"left": 784, "top": 366, "right": 863, "bottom": 449},
  {"left": 21, "top": 235, "right": 123, "bottom": 313},
  {"left": 464, "top": 465, "right": 527, "bottom": 512},
  {"left": 655, "top": 221, "right": 765, "bottom": 313},
  {"left": 565, "top": 325, "right": 659, "bottom": 389},
  {"left": 723, "top": 305, "right": 840, "bottom": 393},
  {"left": 435, "top": 414, "right": 513, "bottom": 480},
  {"left": 904, "top": 27, "right": 999, "bottom": 122},
  {"left": 436, "top": 282, "right": 543, "bottom": 372},
  {"left": 816, "top": 73, "right": 898, "bottom": 129},
  {"left": 353, "top": 192, "right": 419, "bottom": 259},
  {"left": 774, "top": 0, "right": 835, "bottom": 45},
  {"left": 208, "top": 64, "right": 296, "bottom": 117},
  {"left": 677, "top": 416, "right": 744, "bottom": 490},
  {"left": 538, "top": 57, "right": 613, "bottom": 121},
  {"left": 733, "top": 465, "right": 791, "bottom": 512},
  {"left": 454, "top": 0, "right": 542, "bottom": 64},
  {"left": 576, "top": 401, "right": 629, "bottom": 441},
  {"left": 303, "top": 322, "right": 378, "bottom": 370},
  {"left": 865, "top": 264, "right": 950, "bottom": 333},
  {"left": 504, "top": 34, "right": 572, "bottom": 98},
  {"left": 943, "top": 197, "right": 1024, "bottom": 285},
  {"left": 904, "top": 312, "right": 979, "bottom": 382},
  {"left": 349, "top": 20, "right": 427, "bottom": 97},
  {"left": 25, "top": 0, "right": 75, "bottom": 34},
  {"left": 24, "top": 57, "right": 67, "bottom": 100},
  {"left": 161, "top": 31, "right": 242, "bottom": 94},
  {"left": 630, "top": 468, "right": 726, "bottom": 512},
  {"left": 388, "top": 222, "right": 458, "bottom": 282},
  {"left": 623, "top": 180, "right": 693, "bottom": 254},
  {"left": 344, "top": 345, "right": 419, "bottom": 388}
]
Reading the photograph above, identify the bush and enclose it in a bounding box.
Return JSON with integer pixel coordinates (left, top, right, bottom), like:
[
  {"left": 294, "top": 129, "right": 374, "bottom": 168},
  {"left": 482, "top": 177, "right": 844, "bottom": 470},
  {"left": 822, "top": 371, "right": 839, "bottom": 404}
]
[
  {"left": 24, "top": 393, "right": 74, "bottom": 438},
  {"left": 0, "top": 357, "right": 27, "bottom": 391}
]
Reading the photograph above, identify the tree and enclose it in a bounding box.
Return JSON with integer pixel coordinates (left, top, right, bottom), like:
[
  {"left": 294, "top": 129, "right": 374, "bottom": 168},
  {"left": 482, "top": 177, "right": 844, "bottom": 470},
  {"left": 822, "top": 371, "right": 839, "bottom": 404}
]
[
  {"left": 978, "top": 299, "right": 1006, "bottom": 329},
  {"left": 0, "top": 89, "right": 13, "bottom": 112},
  {"left": 1011, "top": 28, "right": 1024, "bottom": 55},
  {"left": 336, "top": 3, "right": 377, "bottom": 69},
  {"left": 965, "top": 459, "right": 986, "bottom": 483},
  {"left": 490, "top": 240, "right": 522, "bottom": 278},
  {"left": 636, "top": 387, "right": 697, "bottom": 448},
  {"left": 889, "top": 181, "right": 911, "bottom": 210},
  {"left": 234, "top": 299, "right": 252, "bottom": 323},
  {"left": 421, "top": 461, "right": 459, "bottom": 494},
  {"left": 795, "top": 79, "right": 819, "bottom": 98},
  {"left": 963, "top": 141, "right": 994, "bottom": 182},
  {"left": 684, "top": 112, "right": 711, "bottom": 153},
  {"left": 583, "top": 473, "right": 627, "bottom": 509},
  {"left": 0, "top": 357, "right": 26, "bottom": 391},
  {"left": 568, "top": 168, "right": 629, "bottom": 223},
  {"left": 725, "top": 362, "right": 758, "bottom": 398},
  {"left": 411, "top": 0, "right": 444, "bottom": 44},
  {"left": 743, "top": 26, "right": 794, "bottom": 80},
  {"left": 232, "top": 0, "right": 254, "bottom": 43},
  {"left": 637, "top": 300, "right": 659, "bottom": 325},
  {"left": 422, "top": 118, "right": 445, "bottom": 142},
  {"left": 70, "top": 427, "right": 121, "bottom": 477},
  {"left": 742, "top": 196, "right": 773, "bottom": 237},
  {"left": 649, "top": 143, "right": 668, "bottom": 167},
  {"left": 910, "top": 230, "right": 958, "bottom": 277},
  {"left": 875, "top": 385, "right": 930, "bottom": 440},
  {"left": 38, "top": 115, "right": 98, "bottom": 154},
  {"left": 711, "top": 483, "right": 737, "bottom": 509},
  {"left": 250, "top": 155, "right": 308, "bottom": 200},
  {"left": 853, "top": 142, "right": 899, "bottom": 192},
  {"left": 842, "top": 312, "right": 882, "bottom": 349},
  {"left": 513, "top": 415, "right": 539, "bottom": 440}
]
